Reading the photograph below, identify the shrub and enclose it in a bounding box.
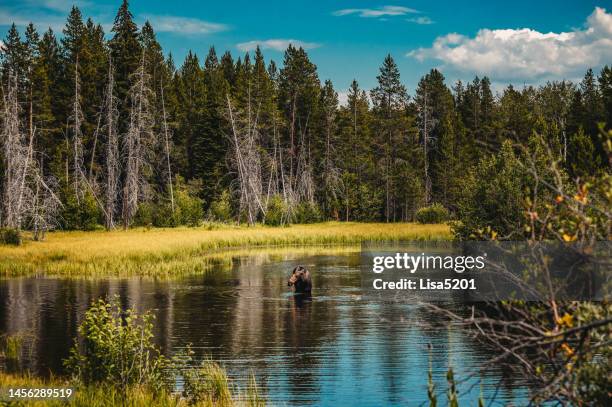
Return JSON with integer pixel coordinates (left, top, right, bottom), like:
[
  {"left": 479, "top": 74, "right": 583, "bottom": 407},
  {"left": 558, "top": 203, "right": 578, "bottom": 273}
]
[
  {"left": 64, "top": 297, "right": 170, "bottom": 392},
  {"left": 415, "top": 203, "right": 449, "bottom": 224},
  {"left": 0, "top": 228, "right": 21, "bottom": 245},
  {"left": 264, "top": 195, "right": 289, "bottom": 226},
  {"left": 209, "top": 190, "right": 233, "bottom": 222},
  {"left": 174, "top": 188, "right": 203, "bottom": 227},
  {"left": 133, "top": 202, "right": 155, "bottom": 227},
  {"left": 61, "top": 189, "right": 101, "bottom": 230},
  {"left": 293, "top": 201, "right": 322, "bottom": 224},
  {"left": 453, "top": 141, "right": 523, "bottom": 238}
]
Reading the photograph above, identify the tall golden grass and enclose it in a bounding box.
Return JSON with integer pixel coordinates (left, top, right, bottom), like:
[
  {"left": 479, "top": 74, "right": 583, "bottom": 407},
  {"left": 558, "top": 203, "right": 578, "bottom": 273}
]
[{"left": 0, "top": 222, "right": 450, "bottom": 277}]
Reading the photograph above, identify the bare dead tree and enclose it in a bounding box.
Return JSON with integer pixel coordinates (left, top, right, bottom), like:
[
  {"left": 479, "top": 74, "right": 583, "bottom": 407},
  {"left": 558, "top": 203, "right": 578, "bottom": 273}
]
[
  {"left": 1, "top": 72, "right": 62, "bottom": 237},
  {"left": 88, "top": 112, "right": 102, "bottom": 182},
  {"left": 70, "top": 57, "right": 86, "bottom": 204},
  {"left": 103, "top": 57, "right": 120, "bottom": 230},
  {"left": 30, "top": 167, "right": 62, "bottom": 241},
  {"left": 160, "top": 76, "right": 174, "bottom": 213},
  {"left": 1, "top": 73, "right": 32, "bottom": 230},
  {"left": 122, "top": 52, "right": 155, "bottom": 229},
  {"left": 226, "top": 94, "right": 266, "bottom": 225}
]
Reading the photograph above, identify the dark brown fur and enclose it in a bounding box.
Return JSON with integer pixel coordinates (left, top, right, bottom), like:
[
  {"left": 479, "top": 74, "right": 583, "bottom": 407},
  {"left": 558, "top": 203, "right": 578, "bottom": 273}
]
[{"left": 287, "top": 265, "right": 312, "bottom": 293}]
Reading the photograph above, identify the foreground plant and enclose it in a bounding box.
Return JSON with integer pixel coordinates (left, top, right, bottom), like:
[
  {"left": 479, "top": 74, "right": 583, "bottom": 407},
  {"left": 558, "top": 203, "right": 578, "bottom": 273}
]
[
  {"left": 64, "top": 297, "right": 170, "bottom": 392},
  {"left": 61, "top": 297, "right": 266, "bottom": 406},
  {"left": 437, "top": 129, "right": 612, "bottom": 405}
]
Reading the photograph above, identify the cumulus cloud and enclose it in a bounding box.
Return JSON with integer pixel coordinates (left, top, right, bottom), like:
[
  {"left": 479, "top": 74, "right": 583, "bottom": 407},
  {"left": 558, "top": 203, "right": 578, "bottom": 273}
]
[
  {"left": 333, "top": 5, "right": 418, "bottom": 18},
  {"left": 237, "top": 39, "right": 321, "bottom": 52},
  {"left": 407, "top": 16, "right": 434, "bottom": 25},
  {"left": 142, "top": 15, "right": 228, "bottom": 35},
  {"left": 407, "top": 7, "right": 612, "bottom": 82}
]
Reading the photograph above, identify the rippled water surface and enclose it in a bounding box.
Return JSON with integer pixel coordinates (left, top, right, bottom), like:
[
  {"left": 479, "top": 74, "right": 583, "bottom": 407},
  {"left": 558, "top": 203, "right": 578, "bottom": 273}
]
[{"left": 0, "top": 251, "right": 530, "bottom": 405}]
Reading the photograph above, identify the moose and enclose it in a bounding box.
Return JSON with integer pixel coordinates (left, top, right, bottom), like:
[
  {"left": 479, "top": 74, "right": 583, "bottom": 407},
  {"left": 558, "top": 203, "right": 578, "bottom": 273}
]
[{"left": 287, "top": 265, "right": 312, "bottom": 293}]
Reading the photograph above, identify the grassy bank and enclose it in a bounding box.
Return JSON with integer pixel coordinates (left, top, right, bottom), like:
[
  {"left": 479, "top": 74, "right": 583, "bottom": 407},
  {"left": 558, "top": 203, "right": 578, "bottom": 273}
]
[{"left": 0, "top": 222, "right": 450, "bottom": 277}]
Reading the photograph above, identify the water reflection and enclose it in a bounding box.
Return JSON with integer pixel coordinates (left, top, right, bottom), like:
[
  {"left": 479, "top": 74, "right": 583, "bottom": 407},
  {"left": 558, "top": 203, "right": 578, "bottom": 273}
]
[{"left": 0, "top": 251, "right": 529, "bottom": 405}]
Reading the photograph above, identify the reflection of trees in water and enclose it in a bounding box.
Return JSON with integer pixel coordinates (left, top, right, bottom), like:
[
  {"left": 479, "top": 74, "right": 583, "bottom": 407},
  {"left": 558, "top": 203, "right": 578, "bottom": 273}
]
[
  {"left": 409, "top": 303, "right": 536, "bottom": 401},
  {"left": 0, "top": 278, "right": 178, "bottom": 376},
  {"left": 0, "top": 252, "right": 532, "bottom": 404}
]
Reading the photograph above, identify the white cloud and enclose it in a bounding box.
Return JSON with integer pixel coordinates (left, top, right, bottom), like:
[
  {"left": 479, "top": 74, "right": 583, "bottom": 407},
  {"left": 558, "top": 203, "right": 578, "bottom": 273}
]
[
  {"left": 142, "top": 15, "right": 228, "bottom": 35},
  {"left": 407, "top": 7, "right": 612, "bottom": 82},
  {"left": 237, "top": 39, "right": 321, "bottom": 52},
  {"left": 407, "top": 16, "right": 434, "bottom": 25},
  {"left": 337, "top": 90, "right": 349, "bottom": 107},
  {"left": 0, "top": 8, "right": 67, "bottom": 31},
  {"left": 333, "top": 5, "right": 418, "bottom": 18}
]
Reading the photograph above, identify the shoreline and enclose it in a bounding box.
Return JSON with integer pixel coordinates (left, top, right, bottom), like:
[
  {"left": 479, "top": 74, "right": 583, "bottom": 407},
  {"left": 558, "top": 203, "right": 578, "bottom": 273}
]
[{"left": 0, "top": 222, "right": 451, "bottom": 278}]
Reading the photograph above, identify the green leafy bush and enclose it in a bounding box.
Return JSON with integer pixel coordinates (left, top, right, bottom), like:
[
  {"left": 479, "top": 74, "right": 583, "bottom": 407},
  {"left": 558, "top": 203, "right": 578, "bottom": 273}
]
[
  {"left": 209, "top": 190, "right": 233, "bottom": 223},
  {"left": 353, "top": 183, "right": 384, "bottom": 221},
  {"left": 293, "top": 201, "right": 322, "bottom": 224},
  {"left": 0, "top": 228, "right": 21, "bottom": 245},
  {"left": 65, "top": 297, "right": 170, "bottom": 392},
  {"left": 453, "top": 141, "right": 525, "bottom": 238},
  {"left": 264, "top": 195, "right": 289, "bottom": 226},
  {"left": 173, "top": 188, "right": 204, "bottom": 226},
  {"left": 133, "top": 202, "right": 155, "bottom": 227},
  {"left": 61, "top": 189, "right": 101, "bottom": 230},
  {"left": 133, "top": 178, "right": 204, "bottom": 228},
  {"left": 415, "top": 203, "right": 449, "bottom": 224}
]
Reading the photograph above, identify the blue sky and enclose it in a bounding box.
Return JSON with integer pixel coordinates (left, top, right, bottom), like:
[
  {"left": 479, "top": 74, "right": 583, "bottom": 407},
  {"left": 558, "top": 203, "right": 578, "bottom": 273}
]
[{"left": 1, "top": 1, "right": 611, "bottom": 101}]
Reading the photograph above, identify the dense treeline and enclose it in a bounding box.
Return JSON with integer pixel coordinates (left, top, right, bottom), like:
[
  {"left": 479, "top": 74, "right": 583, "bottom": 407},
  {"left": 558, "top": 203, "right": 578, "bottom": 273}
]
[{"left": 0, "top": 0, "right": 610, "bottom": 233}]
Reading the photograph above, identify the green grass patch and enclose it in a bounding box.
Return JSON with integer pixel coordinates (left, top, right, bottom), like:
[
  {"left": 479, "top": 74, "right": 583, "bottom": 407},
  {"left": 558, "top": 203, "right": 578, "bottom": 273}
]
[{"left": 0, "top": 222, "right": 450, "bottom": 278}]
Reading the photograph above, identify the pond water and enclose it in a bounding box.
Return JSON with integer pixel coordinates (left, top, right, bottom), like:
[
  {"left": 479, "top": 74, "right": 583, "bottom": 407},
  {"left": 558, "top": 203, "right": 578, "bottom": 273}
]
[{"left": 0, "top": 250, "right": 531, "bottom": 405}]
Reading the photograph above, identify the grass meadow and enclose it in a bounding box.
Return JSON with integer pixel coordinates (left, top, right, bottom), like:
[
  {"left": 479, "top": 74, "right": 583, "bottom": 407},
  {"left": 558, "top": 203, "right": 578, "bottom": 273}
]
[{"left": 0, "top": 222, "right": 450, "bottom": 277}]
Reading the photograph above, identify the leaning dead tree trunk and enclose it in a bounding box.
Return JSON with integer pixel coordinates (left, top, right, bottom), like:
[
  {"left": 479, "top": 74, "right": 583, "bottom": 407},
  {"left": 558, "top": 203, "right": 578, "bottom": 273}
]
[
  {"left": 70, "top": 57, "right": 86, "bottom": 204},
  {"left": 30, "top": 164, "right": 62, "bottom": 241},
  {"left": 160, "top": 76, "right": 174, "bottom": 213},
  {"left": 122, "top": 52, "right": 155, "bottom": 229},
  {"left": 103, "top": 57, "right": 120, "bottom": 230},
  {"left": 226, "top": 94, "right": 266, "bottom": 225},
  {"left": 1, "top": 73, "right": 31, "bottom": 230}
]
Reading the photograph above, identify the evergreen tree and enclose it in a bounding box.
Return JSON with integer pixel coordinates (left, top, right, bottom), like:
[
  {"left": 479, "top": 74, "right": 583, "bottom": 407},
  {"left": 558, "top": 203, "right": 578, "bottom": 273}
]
[
  {"left": 579, "top": 68, "right": 604, "bottom": 164},
  {"left": 599, "top": 65, "right": 612, "bottom": 130},
  {"left": 197, "top": 47, "right": 229, "bottom": 204},
  {"left": 278, "top": 45, "right": 320, "bottom": 197},
  {"left": 109, "top": 0, "right": 141, "bottom": 111},
  {"left": 414, "top": 69, "right": 458, "bottom": 208},
  {"left": 175, "top": 51, "right": 206, "bottom": 182},
  {"left": 315, "top": 79, "right": 341, "bottom": 216},
  {"left": 1, "top": 24, "right": 27, "bottom": 93},
  {"left": 371, "top": 54, "right": 411, "bottom": 221},
  {"left": 36, "top": 29, "right": 62, "bottom": 175},
  {"left": 220, "top": 51, "right": 235, "bottom": 86}
]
